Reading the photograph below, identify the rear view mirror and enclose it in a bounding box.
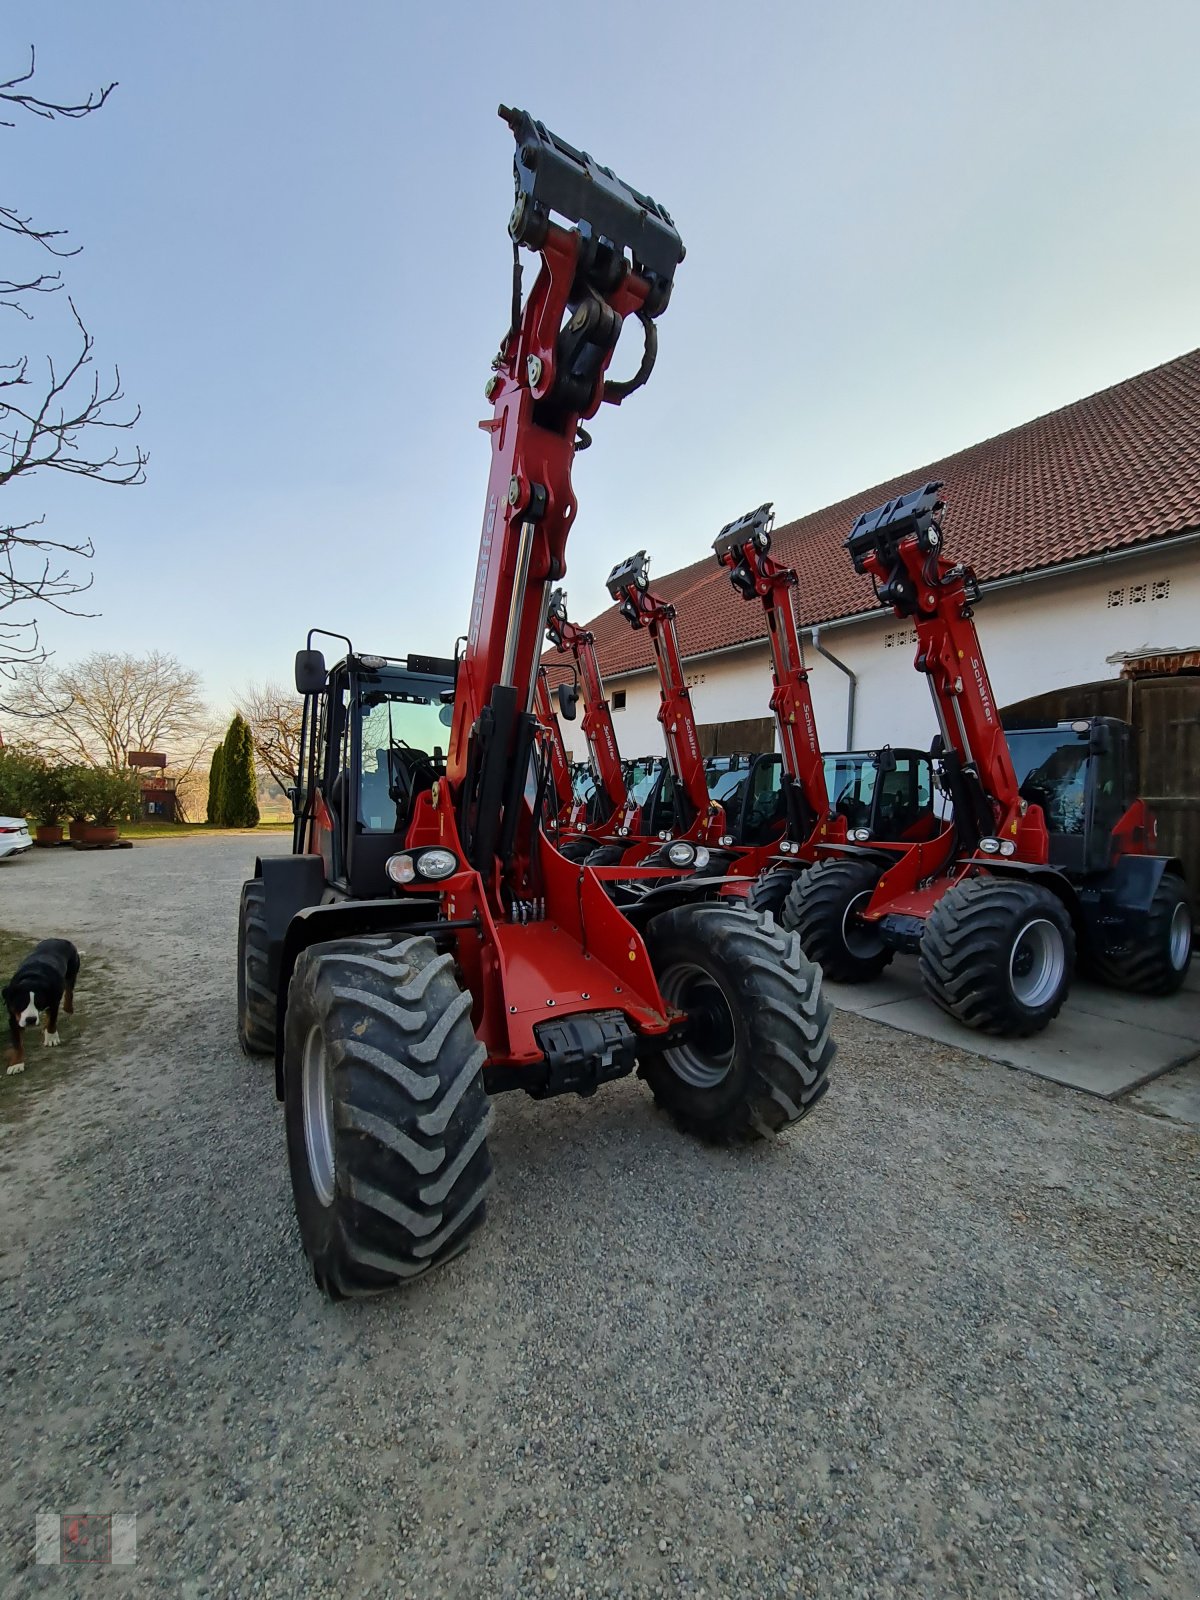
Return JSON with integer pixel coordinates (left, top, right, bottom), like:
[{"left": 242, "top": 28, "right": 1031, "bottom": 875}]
[
  {"left": 295, "top": 649, "right": 327, "bottom": 696},
  {"left": 875, "top": 745, "right": 898, "bottom": 773},
  {"left": 1088, "top": 720, "right": 1112, "bottom": 755},
  {"left": 557, "top": 682, "right": 579, "bottom": 721}
]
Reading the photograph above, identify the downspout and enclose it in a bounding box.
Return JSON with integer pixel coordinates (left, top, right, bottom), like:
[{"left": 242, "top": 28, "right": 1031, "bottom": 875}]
[{"left": 810, "top": 627, "right": 857, "bottom": 747}]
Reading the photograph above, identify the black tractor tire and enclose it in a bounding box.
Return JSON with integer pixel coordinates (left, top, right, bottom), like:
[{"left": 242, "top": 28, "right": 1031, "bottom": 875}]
[
  {"left": 584, "top": 844, "right": 629, "bottom": 868},
  {"left": 746, "top": 866, "right": 800, "bottom": 920},
  {"left": 556, "top": 835, "right": 597, "bottom": 863},
  {"left": 283, "top": 934, "right": 493, "bottom": 1299},
  {"left": 783, "top": 858, "right": 893, "bottom": 982},
  {"left": 919, "top": 876, "right": 1075, "bottom": 1037},
  {"left": 237, "top": 878, "right": 276, "bottom": 1057},
  {"left": 1090, "top": 871, "right": 1193, "bottom": 996},
  {"left": 641, "top": 902, "right": 834, "bottom": 1144}
]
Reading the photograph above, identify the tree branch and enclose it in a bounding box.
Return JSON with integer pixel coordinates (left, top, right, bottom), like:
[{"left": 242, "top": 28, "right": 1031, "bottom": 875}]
[
  {"left": 0, "top": 299, "right": 146, "bottom": 488},
  {"left": 0, "top": 46, "right": 115, "bottom": 126}
]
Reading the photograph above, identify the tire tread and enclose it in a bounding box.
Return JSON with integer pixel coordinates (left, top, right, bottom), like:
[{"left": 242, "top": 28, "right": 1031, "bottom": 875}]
[{"left": 642, "top": 903, "right": 834, "bottom": 1145}]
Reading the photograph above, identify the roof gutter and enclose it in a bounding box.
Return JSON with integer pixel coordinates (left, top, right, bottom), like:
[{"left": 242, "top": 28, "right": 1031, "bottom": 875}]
[{"left": 600, "top": 526, "right": 1200, "bottom": 680}]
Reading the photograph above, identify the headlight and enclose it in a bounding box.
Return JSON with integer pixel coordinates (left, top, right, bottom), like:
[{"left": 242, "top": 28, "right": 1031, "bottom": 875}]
[
  {"left": 851, "top": 827, "right": 871, "bottom": 843},
  {"left": 718, "top": 834, "right": 733, "bottom": 847},
  {"left": 658, "top": 830, "right": 671, "bottom": 841},
  {"left": 617, "top": 826, "right": 629, "bottom": 837},
  {"left": 999, "top": 839, "right": 1016, "bottom": 857},
  {"left": 416, "top": 848, "right": 458, "bottom": 880},
  {"left": 978, "top": 837, "right": 1001, "bottom": 855},
  {"left": 667, "top": 841, "right": 696, "bottom": 867},
  {"left": 386, "top": 853, "right": 417, "bottom": 884},
  {"left": 693, "top": 847, "right": 711, "bottom": 871}
]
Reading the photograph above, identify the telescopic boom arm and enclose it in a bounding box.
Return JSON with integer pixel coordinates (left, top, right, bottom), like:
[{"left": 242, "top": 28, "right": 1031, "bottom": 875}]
[
  {"left": 713, "top": 503, "right": 834, "bottom": 842},
  {"left": 532, "top": 665, "right": 576, "bottom": 821},
  {"left": 545, "top": 588, "right": 627, "bottom": 821},
  {"left": 846, "top": 482, "right": 1047, "bottom": 861},
  {"left": 448, "top": 106, "right": 685, "bottom": 894},
  {"left": 606, "top": 551, "right": 719, "bottom": 834}
]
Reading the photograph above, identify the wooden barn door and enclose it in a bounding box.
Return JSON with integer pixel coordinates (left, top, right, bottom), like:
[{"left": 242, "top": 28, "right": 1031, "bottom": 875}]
[{"left": 1134, "top": 676, "right": 1200, "bottom": 887}]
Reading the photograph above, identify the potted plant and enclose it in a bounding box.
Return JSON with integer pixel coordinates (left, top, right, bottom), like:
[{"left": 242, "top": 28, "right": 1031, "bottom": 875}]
[
  {"left": 79, "top": 767, "right": 142, "bottom": 845},
  {"left": 63, "top": 765, "right": 93, "bottom": 842},
  {"left": 31, "top": 761, "right": 71, "bottom": 845}
]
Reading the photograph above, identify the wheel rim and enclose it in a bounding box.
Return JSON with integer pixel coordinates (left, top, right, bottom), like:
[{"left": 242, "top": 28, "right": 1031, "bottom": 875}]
[
  {"left": 302, "top": 1024, "right": 336, "bottom": 1207},
  {"left": 1168, "top": 901, "right": 1192, "bottom": 970},
  {"left": 657, "top": 961, "right": 737, "bottom": 1089},
  {"left": 1009, "top": 917, "right": 1065, "bottom": 1009},
  {"left": 842, "top": 889, "right": 884, "bottom": 961}
]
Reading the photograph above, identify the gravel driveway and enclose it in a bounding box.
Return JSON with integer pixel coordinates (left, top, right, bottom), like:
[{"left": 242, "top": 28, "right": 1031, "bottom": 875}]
[{"left": 0, "top": 838, "right": 1196, "bottom": 1598}]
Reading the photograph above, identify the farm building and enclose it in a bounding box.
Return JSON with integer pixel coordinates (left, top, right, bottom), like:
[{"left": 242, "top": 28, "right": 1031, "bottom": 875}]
[{"left": 551, "top": 346, "right": 1200, "bottom": 883}]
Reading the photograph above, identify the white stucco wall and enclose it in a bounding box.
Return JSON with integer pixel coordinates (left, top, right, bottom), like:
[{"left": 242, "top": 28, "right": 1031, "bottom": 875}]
[{"left": 570, "top": 542, "right": 1200, "bottom": 760}]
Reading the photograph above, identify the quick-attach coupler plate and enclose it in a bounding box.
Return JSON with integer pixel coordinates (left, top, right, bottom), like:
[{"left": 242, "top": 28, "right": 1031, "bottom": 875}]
[
  {"left": 498, "top": 105, "right": 684, "bottom": 310},
  {"left": 713, "top": 502, "right": 774, "bottom": 563},
  {"left": 845, "top": 480, "right": 945, "bottom": 573},
  {"left": 606, "top": 550, "right": 649, "bottom": 601}
]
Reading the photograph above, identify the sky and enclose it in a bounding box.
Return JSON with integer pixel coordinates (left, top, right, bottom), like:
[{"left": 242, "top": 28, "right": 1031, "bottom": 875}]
[{"left": 5, "top": 0, "right": 1200, "bottom": 715}]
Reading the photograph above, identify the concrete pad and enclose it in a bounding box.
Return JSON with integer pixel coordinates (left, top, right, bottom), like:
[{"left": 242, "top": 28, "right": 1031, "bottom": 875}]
[
  {"left": 1126, "top": 1059, "right": 1200, "bottom": 1128},
  {"left": 825, "top": 955, "right": 1200, "bottom": 1101},
  {"left": 1063, "top": 967, "right": 1199, "bottom": 1040}
]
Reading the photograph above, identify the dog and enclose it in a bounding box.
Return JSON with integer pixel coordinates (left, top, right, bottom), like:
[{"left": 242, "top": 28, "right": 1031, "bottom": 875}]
[{"left": 3, "top": 939, "right": 81, "bottom": 1075}]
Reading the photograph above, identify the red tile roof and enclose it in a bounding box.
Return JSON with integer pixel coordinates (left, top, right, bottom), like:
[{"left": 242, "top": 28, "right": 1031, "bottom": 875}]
[{"left": 565, "top": 347, "right": 1200, "bottom": 680}]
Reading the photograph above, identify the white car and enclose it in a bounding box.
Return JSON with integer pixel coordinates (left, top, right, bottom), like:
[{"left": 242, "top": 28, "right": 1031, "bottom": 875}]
[{"left": 0, "top": 817, "right": 32, "bottom": 860}]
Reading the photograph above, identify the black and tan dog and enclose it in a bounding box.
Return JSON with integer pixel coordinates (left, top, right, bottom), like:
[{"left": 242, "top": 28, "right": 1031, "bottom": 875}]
[{"left": 3, "top": 939, "right": 81, "bottom": 1075}]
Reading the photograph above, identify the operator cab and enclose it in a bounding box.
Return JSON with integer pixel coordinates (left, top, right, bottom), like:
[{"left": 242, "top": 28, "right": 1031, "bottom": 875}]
[
  {"left": 823, "top": 748, "right": 937, "bottom": 842},
  {"left": 1005, "top": 717, "right": 1137, "bottom": 875},
  {"left": 627, "top": 757, "right": 678, "bottom": 836},
  {"left": 706, "top": 753, "right": 789, "bottom": 847},
  {"left": 293, "top": 639, "right": 456, "bottom": 899}
]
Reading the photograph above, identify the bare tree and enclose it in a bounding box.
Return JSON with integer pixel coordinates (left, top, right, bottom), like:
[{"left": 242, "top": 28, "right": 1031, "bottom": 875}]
[
  {"left": 236, "top": 680, "right": 304, "bottom": 791},
  {"left": 0, "top": 45, "right": 144, "bottom": 679},
  {"left": 18, "top": 650, "right": 211, "bottom": 773}
]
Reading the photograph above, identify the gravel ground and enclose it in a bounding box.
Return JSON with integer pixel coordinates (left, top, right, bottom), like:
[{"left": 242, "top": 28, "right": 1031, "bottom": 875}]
[{"left": 0, "top": 837, "right": 1197, "bottom": 1599}]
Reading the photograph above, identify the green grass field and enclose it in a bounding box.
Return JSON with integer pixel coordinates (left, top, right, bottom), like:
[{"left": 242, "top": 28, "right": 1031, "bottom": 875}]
[{"left": 119, "top": 820, "right": 292, "bottom": 840}]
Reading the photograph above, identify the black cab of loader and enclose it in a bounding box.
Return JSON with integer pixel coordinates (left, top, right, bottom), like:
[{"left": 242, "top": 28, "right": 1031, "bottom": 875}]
[
  {"left": 704, "top": 753, "right": 791, "bottom": 848},
  {"left": 702, "top": 746, "right": 937, "bottom": 853},
  {"left": 291, "top": 635, "right": 457, "bottom": 900},
  {"left": 1004, "top": 717, "right": 1139, "bottom": 876},
  {"left": 822, "top": 747, "right": 939, "bottom": 843},
  {"left": 238, "top": 637, "right": 465, "bottom": 1079}
]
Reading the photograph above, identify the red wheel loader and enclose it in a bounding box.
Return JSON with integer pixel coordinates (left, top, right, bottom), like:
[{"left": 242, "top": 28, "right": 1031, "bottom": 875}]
[
  {"left": 710, "top": 503, "right": 942, "bottom": 936},
  {"left": 237, "top": 108, "right": 834, "bottom": 1299},
  {"left": 532, "top": 664, "right": 580, "bottom": 826},
  {"left": 537, "top": 589, "right": 653, "bottom": 861},
  {"left": 598, "top": 516, "right": 939, "bottom": 914},
  {"left": 601, "top": 550, "right": 734, "bottom": 872},
  {"left": 789, "top": 480, "right": 1193, "bottom": 1035}
]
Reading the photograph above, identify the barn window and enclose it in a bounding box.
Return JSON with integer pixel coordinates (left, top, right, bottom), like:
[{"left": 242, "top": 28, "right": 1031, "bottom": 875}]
[
  {"left": 1107, "top": 587, "right": 1125, "bottom": 607},
  {"left": 1129, "top": 582, "right": 1148, "bottom": 604},
  {"left": 612, "top": 690, "right": 626, "bottom": 710},
  {"left": 1152, "top": 578, "right": 1171, "bottom": 602}
]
